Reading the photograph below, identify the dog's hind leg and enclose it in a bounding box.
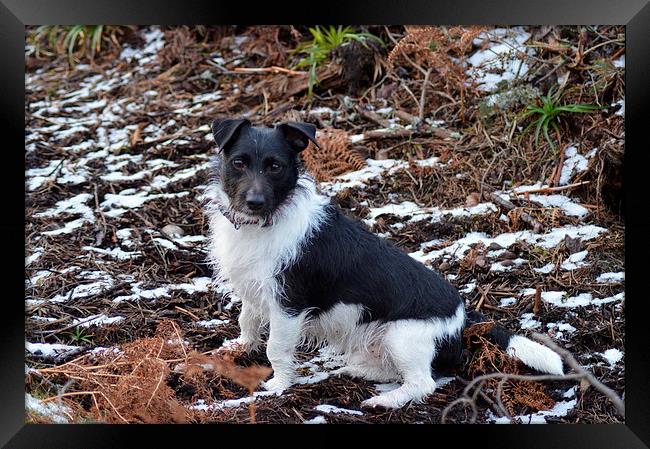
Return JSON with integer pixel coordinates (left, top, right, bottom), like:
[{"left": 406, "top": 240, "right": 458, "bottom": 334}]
[
  {"left": 332, "top": 349, "right": 400, "bottom": 382},
  {"left": 361, "top": 320, "right": 438, "bottom": 409}
]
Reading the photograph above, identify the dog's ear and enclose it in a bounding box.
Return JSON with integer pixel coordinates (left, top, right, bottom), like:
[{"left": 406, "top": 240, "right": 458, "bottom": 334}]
[
  {"left": 211, "top": 118, "right": 250, "bottom": 153},
  {"left": 276, "top": 122, "right": 320, "bottom": 153}
]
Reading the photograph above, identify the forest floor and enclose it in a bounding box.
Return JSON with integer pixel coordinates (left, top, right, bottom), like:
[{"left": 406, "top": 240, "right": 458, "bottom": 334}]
[{"left": 25, "top": 25, "right": 625, "bottom": 424}]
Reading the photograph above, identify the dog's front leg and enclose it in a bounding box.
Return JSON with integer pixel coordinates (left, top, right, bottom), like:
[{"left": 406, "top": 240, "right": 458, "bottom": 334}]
[
  {"left": 262, "top": 306, "right": 305, "bottom": 392},
  {"left": 236, "top": 298, "right": 264, "bottom": 351},
  {"left": 219, "top": 296, "right": 265, "bottom": 354}
]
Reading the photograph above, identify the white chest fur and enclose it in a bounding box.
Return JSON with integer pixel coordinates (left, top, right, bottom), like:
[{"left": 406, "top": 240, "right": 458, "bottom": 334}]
[{"left": 206, "top": 176, "right": 329, "bottom": 305}]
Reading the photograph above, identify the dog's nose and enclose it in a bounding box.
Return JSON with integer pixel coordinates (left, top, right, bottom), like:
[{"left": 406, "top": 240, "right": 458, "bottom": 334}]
[{"left": 246, "top": 193, "right": 265, "bottom": 210}]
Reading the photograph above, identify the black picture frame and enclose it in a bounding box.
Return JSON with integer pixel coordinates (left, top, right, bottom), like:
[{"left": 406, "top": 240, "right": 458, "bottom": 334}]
[{"left": 6, "top": 1, "right": 649, "bottom": 447}]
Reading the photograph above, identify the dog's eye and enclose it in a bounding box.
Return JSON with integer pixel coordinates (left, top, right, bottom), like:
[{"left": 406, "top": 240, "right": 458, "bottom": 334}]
[
  {"left": 268, "top": 162, "right": 283, "bottom": 174},
  {"left": 231, "top": 159, "right": 246, "bottom": 170}
]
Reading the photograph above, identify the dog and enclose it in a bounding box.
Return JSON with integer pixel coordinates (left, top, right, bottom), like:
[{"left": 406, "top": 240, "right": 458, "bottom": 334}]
[{"left": 205, "top": 118, "right": 564, "bottom": 409}]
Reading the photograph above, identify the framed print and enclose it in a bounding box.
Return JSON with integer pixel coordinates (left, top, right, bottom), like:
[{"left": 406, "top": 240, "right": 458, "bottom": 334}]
[{"left": 6, "top": 0, "right": 650, "bottom": 447}]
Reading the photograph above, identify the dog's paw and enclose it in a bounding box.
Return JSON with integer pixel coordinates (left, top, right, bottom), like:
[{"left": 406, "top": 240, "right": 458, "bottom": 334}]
[
  {"left": 261, "top": 376, "right": 292, "bottom": 393},
  {"left": 216, "top": 337, "right": 258, "bottom": 355},
  {"left": 331, "top": 366, "right": 364, "bottom": 379},
  {"left": 361, "top": 394, "right": 407, "bottom": 410}
]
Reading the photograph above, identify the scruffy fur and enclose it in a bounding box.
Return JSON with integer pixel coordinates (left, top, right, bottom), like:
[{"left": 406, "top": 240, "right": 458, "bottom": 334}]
[{"left": 206, "top": 119, "right": 564, "bottom": 409}]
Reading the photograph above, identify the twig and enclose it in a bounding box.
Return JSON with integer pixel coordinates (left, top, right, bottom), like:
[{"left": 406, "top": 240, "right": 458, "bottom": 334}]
[
  {"left": 535, "top": 58, "right": 567, "bottom": 85},
  {"left": 551, "top": 144, "right": 568, "bottom": 187},
  {"left": 487, "top": 191, "right": 545, "bottom": 233},
  {"left": 530, "top": 333, "right": 625, "bottom": 418},
  {"left": 442, "top": 334, "right": 626, "bottom": 423},
  {"left": 233, "top": 66, "right": 307, "bottom": 76},
  {"left": 349, "top": 125, "right": 454, "bottom": 143},
  {"left": 394, "top": 109, "right": 418, "bottom": 124},
  {"left": 419, "top": 67, "right": 432, "bottom": 123},
  {"left": 515, "top": 181, "right": 590, "bottom": 195},
  {"left": 145, "top": 368, "right": 166, "bottom": 409},
  {"left": 533, "top": 285, "right": 542, "bottom": 315},
  {"left": 357, "top": 108, "right": 392, "bottom": 128},
  {"left": 174, "top": 306, "right": 201, "bottom": 321},
  {"left": 443, "top": 372, "right": 584, "bottom": 423},
  {"left": 475, "top": 284, "right": 490, "bottom": 312}
]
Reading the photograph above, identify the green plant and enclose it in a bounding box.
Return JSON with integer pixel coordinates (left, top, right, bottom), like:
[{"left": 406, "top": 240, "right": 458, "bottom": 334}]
[
  {"left": 291, "top": 25, "right": 383, "bottom": 98},
  {"left": 30, "top": 25, "right": 126, "bottom": 63},
  {"left": 68, "top": 327, "right": 94, "bottom": 345},
  {"left": 519, "top": 86, "right": 603, "bottom": 150}
]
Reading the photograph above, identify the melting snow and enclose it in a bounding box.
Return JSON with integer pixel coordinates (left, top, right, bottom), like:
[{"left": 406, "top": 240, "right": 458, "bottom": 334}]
[
  {"left": 120, "top": 27, "right": 165, "bottom": 66},
  {"left": 196, "top": 319, "right": 229, "bottom": 328},
  {"left": 320, "top": 157, "right": 441, "bottom": 194},
  {"left": 409, "top": 224, "right": 606, "bottom": 265},
  {"left": 48, "top": 276, "right": 115, "bottom": 303},
  {"left": 534, "top": 263, "right": 555, "bottom": 274},
  {"left": 304, "top": 416, "right": 327, "bottom": 424},
  {"left": 82, "top": 246, "right": 141, "bottom": 260},
  {"left": 519, "top": 313, "right": 541, "bottom": 330},
  {"left": 72, "top": 314, "right": 125, "bottom": 328},
  {"left": 520, "top": 289, "right": 624, "bottom": 308},
  {"left": 560, "top": 250, "right": 589, "bottom": 270},
  {"left": 112, "top": 277, "right": 212, "bottom": 303},
  {"left": 524, "top": 194, "right": 589, "bottom": 218},
  {"left": 600, "top": 348, "right": 623, "bottom": 366},
  {"left": 364, "top": 201, "right": 497, "bottom": 227},
  {"left": 467, "top": 27, "right": 533, "bottom": 92},
  {"left": 596, "top": 272, "right": 624, "bottom": 283},
  {"left": 25, "top": 248, "right": 44, "bottom": 266},
  {"left": 26, "top": 393, "right": 73, "bottom": 423},
  {"left": 559, "top": 146, "right": 597, "bottom": 185},
  {"left": 26, "top": 342, "right": 83, "bottom": 360},
  {"left": 314, "top": 404, "right": 363, "bottom": 415}
]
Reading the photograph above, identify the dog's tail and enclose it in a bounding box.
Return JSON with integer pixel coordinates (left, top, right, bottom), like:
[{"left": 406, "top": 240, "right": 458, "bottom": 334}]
[{"left": 465, "top": 310, "right": 564, "bottom": 375}]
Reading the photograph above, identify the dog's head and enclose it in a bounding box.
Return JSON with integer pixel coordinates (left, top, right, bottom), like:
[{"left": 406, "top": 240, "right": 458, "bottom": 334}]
[{"left": 211, "top": 118, "right": 319, "bottom": 218}]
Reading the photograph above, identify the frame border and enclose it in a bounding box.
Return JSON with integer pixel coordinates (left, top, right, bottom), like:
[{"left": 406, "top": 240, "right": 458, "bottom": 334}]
[{"left": 6, "top": 1, "right": 649, "bottom": 447}]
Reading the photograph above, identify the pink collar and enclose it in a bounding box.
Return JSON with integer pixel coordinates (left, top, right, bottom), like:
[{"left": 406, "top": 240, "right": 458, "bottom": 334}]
[{"left": 216, "top": 203, "right": 273, "bottom": 230}]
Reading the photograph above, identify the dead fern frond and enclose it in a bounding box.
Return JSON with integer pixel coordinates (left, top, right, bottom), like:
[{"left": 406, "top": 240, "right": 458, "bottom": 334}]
[
  {"left": 302, "top": 127, "right": 366, "bottom": 181},
  {"left": 463, "top": 322, "right": 555, "bottom": 416},
  {"left": 388, "top": 26, "right": 483, "bottom": 68}
]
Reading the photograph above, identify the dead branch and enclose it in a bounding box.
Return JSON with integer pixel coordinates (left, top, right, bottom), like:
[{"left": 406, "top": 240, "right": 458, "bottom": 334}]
[
  {"left": 419, "top": 67, "right": 433, "bottom": 122},
  {"left": 516, "top": 181, "right": 590, "bottom": 195},
  {"left": 349, "top": 125, "right": 454, "bottom": 143},
  {"left": 441, "top": 333, "right": 625, "bottom": 423},
  {"left": 233, "top": 66, "right": 306, "bottom": 76},
  {"left": 530, "top": 333, "right": 625, "bottom": 418}
]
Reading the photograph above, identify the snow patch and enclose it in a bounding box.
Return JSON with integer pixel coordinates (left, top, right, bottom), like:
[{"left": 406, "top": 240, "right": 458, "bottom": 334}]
[
  {"left": 560, "top": 250, "right": 589, "bottom": 270},
  {"left": 600, "top": 348, "right": 623, "bottom": 366},
  {"left": 314, "top": 404, "right": 363, "bottom": 416},
  {"left": 596, "top": 272, "right": 624, "bottom": 283},
  {"left": 467, "top": 27, "right": 533, "bottom": 92},
  {"left": 72, "top": 314, "right": 125, "bottom": 328},
  {"left": 26, "top": 342, "right": 83, "bottom": 360},
  {"left": 26, "top": 393, "right": 73, "bottom": 423}
]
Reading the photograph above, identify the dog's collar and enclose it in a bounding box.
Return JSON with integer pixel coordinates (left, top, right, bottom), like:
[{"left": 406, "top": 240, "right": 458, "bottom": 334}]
[{"left": 216, "top": 203, "right": 273, "bottom": 230}]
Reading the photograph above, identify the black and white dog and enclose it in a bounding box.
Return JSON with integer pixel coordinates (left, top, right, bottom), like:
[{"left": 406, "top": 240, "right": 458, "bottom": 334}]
[{"left": 206, "top": 118, "right": 564, "bottom": 409}]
